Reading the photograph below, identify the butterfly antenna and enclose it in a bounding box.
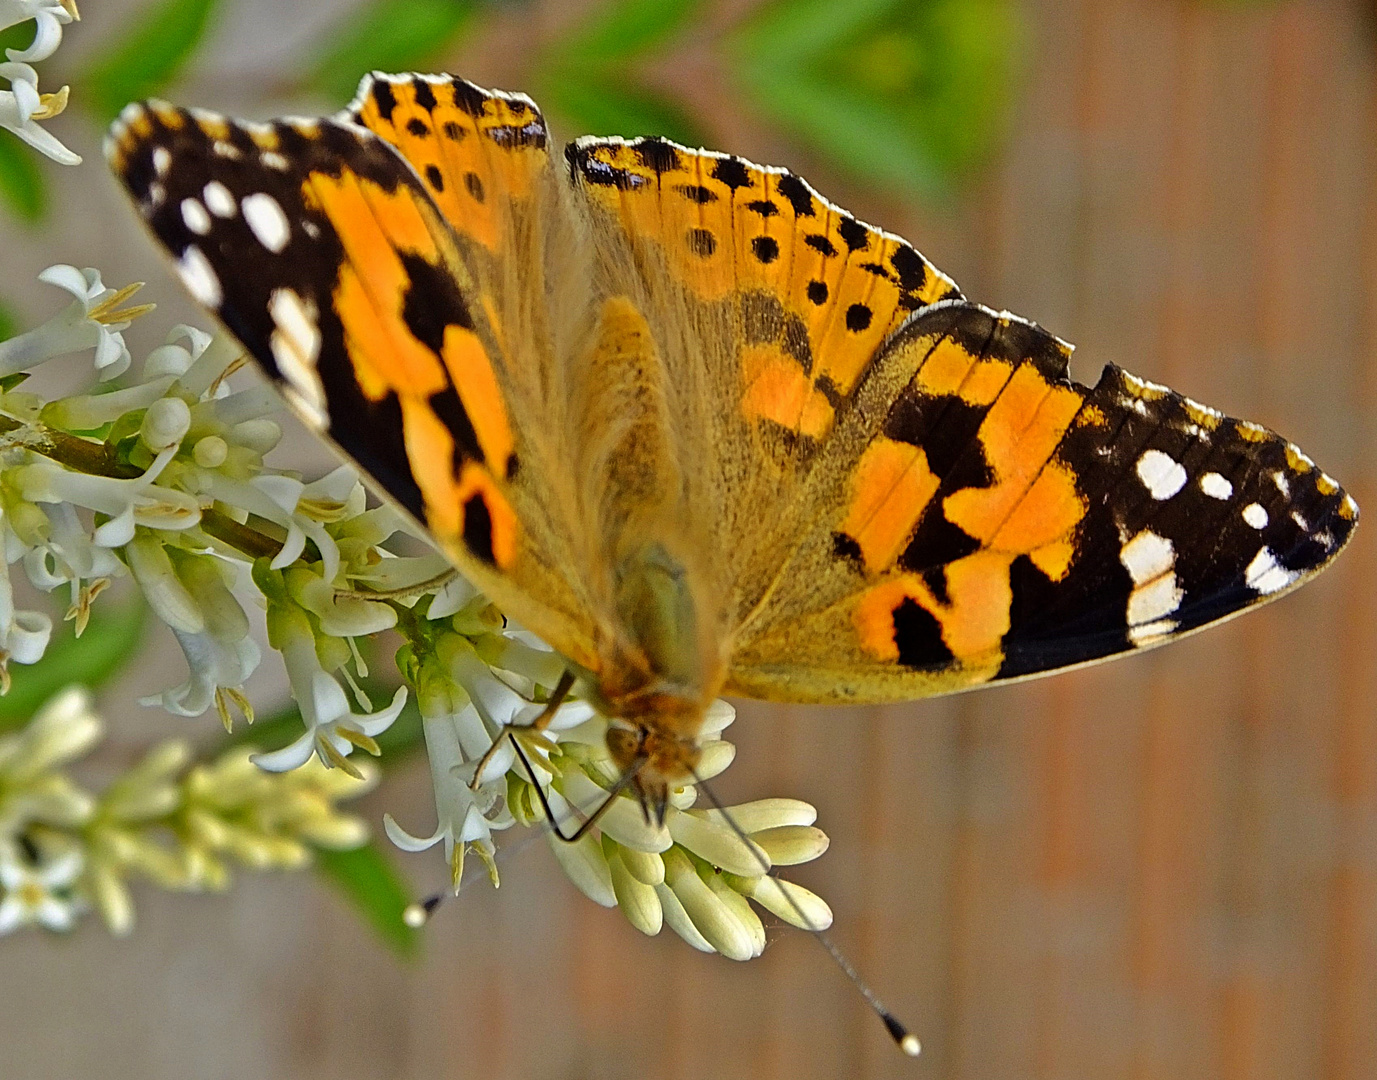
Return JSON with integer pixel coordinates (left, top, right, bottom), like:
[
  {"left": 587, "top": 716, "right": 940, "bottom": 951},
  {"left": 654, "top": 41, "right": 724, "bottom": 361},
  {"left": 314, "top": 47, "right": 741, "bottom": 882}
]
[
  {"left": 507, "top": 733, "right": 648, "bottom": 843},
  {"left": 690, "top": 767, "right": 921, "bottom": 1059}
]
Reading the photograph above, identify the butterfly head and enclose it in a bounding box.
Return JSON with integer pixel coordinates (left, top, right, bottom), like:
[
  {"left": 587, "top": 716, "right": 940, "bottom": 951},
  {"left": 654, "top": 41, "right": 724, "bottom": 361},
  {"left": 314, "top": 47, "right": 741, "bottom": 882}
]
[{"left": 605, "top": 708, "right": 703, "bottom": 827}]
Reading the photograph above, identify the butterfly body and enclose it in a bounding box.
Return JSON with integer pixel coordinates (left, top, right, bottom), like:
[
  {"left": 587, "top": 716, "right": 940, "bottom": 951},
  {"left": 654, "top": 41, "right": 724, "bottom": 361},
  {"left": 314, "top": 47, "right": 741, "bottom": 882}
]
[{"left": 106, "top": 73, "right": 1357, "bottom": 809}]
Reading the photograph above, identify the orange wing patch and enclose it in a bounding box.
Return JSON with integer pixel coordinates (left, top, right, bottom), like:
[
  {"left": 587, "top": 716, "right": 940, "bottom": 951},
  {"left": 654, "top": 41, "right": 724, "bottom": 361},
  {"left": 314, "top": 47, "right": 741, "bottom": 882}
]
[
  {"left": 836, "top": 311, "right": 1088, "bottom": 670},
  {"left": 567, "top": 136, "right": 961, "bottom": 443}
]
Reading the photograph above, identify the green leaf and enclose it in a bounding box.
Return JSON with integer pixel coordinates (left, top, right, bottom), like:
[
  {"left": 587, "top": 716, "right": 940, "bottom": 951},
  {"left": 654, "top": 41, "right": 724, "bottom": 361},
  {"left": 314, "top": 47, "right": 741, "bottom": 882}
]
[
  {"left": 730, "top": 0, "right": 1025, "bottom": 197},
  {"left": 307, "top": 0, "right": 479, "bottom": 104},
  {"left": 0, "top": 300, "right": 17, "bottom": 343},
  {"left": 0, "top": 599, "right": 147, "bottom": 731},
  {"left": 315, "top": 842, "right": 420, "bottom": 958},
  {"left": 0, "top": 124, "right": 49, "bottom": 223},
  {"left": 80, "top": 0, "right": 221, "bottom": 122}
]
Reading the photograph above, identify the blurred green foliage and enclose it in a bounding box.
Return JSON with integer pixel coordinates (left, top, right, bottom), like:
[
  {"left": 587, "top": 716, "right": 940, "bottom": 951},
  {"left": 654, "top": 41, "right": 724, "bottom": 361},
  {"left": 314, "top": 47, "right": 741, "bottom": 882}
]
[
  {"left": 0, "top": 298, "right": 16, "bottom": 341},
  {"left": 221, "top": 686, "right": 424, "bottom": 956},
  {"left": 315, "top": 843, "right": 421, "bottom": 958},
  {"left": 0, "top": 21, "right": 49, "bottom": 223},
  {"left": 535, "top": 0, "right": 706, "bottom": 145},
  {"left": 0, "top": 136, "right": 46, "bottom": 223},
  {"left": 0, "top": 598, "right": 147, "bottom": 732},
  {"left": 731, "top": 0, "right": 1023, "bottom": 197},
  {"left": 81, "top": 0, "right": 222, "bottom": 121},
  {"left": 307, "top": 0, "right": 478, "bottom": 104}
]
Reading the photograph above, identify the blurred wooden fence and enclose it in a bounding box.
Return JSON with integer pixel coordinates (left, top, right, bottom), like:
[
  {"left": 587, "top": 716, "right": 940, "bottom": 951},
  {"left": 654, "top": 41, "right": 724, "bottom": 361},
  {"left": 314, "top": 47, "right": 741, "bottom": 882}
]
[{"left": 2, "top": 0, "right": 1375, "bottom": 1077}]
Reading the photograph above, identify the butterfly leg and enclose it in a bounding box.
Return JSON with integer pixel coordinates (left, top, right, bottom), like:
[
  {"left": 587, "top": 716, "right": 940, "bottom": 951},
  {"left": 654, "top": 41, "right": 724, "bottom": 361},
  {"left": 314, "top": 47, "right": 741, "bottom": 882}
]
[{"left": 469, "top": 669, "right": 577, "bottom": 789}]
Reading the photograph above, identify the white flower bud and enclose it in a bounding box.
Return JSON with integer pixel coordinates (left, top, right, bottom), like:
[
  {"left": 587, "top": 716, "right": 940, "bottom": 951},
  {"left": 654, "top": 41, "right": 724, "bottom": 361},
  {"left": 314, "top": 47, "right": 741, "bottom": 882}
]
[
  {"left": 663, "top": 847, "right": 755, "bottom": 961},
  {"left": 667, "top": 806, "right": 769, "bottom": 877},
  {"left": 605, "top": 839, "right": 662, "bottom": 936},
  {"left": 546, "top": 829, "right": 615, "bottom": 908},
  {"left": 126, "top": 532, "right": 204, "bottom": 634},
  {"left": 192, "top": 436, "right": 228, "bottom": 468},
  {"left": 695, "top": 739, "right": 735, "bottom": 780},
  {"left": 616, "top": 844, "right": 665, "bottom": 886},
  {"left": 557, "top": 765, "right": 670, "bottom": 853},
  {"left": 140, "top": 396, "right": 191, "bottom": 452},
  {"left": 704, "top": 866, "right": 764, "bottom": 957},
  {"left": 725, "top": 873, "right": 833, "bottom": 932},
  {"left": 748, "top": 825, "right": 829, "bottom": 866},
  {"left": 655, "top": 880, "right": 714, "bottom": 952},
  {"left": 697, "top": 798, "right": 817, "bottom": 833}
]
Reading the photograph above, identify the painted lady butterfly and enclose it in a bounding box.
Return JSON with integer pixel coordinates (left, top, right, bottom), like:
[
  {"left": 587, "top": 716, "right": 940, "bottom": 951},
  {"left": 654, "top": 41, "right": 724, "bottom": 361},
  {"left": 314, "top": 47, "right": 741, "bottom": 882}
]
[{"left": 107, "top": 72, "right": 1357, "bottom": 818}]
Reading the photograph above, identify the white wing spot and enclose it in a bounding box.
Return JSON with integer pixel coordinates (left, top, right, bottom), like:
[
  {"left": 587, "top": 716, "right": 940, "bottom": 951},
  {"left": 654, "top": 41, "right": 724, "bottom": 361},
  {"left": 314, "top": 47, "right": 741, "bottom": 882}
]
[
  {"left": 1245, "top": 547, "right": 1298, "bottom": 595},
  {"left": 147, "top": 182, "right": 166, "bottom": 208},
  {"left": 1136, "top": 449, "right": 1187, "bottom": 500},
  {"left": 213, "top": 140, "right": 241, "bottom": 160},
  {"left": 1120, "top": 529, "right": 1182, "bottom": 640},
  {"left": 242, "top": 192, "right": 291, "bottom": 253},
  {"left": 1291, "top": 511, "right": 1309, "bottom": 531},
  {"left": 1272, "top": 471, "right": 1290, "bottom": 497},
  {"left": 1242, "top": 503, "right": 1268, "bottom": 529},
  {"left": 1120, "top": 530, "right": 1174, "bottom": 585},
  {"left": 1127, "top": 576, "right": 1182, "bottom": 628},
  {"left": 203, "top": 181, "right": 236, "bottom": 218},
  {"left": 152, "top": 147, "right": 171, "bottom": 175},
  {"left": 302, "top": 219, "right": 321, "bottom": 240},
  {"left": 268, "top": 288, "right": 327, "bottom": 430},
  {"left": 177, "top": 245, "right": 222, "bottom": 307},
  {"left": 1200, "top": 472, "right": 1232, "bottom": 500},
  {"left": 261, "top": 151, "right": 289, "bottom": 171},
  {"left": 1129, "top": 619, "right": 1178, "bottom": 646},
  {"left": 181, "top": 198, "right": 211, "bottom": 236}
]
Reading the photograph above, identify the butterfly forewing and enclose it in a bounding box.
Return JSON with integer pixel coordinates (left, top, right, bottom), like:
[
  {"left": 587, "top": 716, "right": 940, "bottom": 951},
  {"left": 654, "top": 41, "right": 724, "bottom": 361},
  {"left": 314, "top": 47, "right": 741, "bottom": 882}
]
[{"left": 105, "top": 96, "right": 604, "bottom": 671}]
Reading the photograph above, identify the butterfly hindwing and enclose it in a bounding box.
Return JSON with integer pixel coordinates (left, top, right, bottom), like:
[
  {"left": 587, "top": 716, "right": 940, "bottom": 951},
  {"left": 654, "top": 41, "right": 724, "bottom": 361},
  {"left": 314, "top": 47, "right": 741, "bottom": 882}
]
[{"left": 727, "top": 302, "right": 1358, "bottom": 701}]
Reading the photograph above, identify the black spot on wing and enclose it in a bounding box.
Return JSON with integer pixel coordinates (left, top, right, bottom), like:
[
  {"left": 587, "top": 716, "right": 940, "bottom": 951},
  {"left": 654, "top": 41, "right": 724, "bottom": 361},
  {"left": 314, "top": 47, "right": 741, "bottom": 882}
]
[
  {"left": 710, "top": 156, "right": 754, "bottom": 190},
  {"left": 805, "top": 233, "right": 838, "bottom": 257},
  {"left": 837, "top": 216, "right": 870, "bottom": 251},
  {"left": 399, "top": 249, "right": 475, "bottom": 354},
  {"left": 752, "top": 235, "right": 780, "bottom": 263},
  {"left": 412, "top": 78, "right": 437, "bottom": 111},
  {"left": 776, "top": 173, "right": 815, "bottom": 217},
  {"left": 406, "top": 117, "right": 430, "bottom": 138},
  {"left": 746, "top": 199, "right": 779, "bottom": 217},
  {"left": 425, "top": 164, "right": 444, "bottom": 190},
  {"left": 452, "top": 79, "right": 489, "bottom": 117},
  {"left": 635, "top": 137, "right": 682, "bottom": 174},
  {"left": 372, "top": 80, "right": 398, "bottom": 121},
  {"left": 687, "top": 228, "right": 717, "bottom": 257},
  {"left": 893, "top": 597, "right": 954, "bottom": 670},
  {"left": 676, "top": 184, "right": 717, "bottom": 204},
  {"left": 462, "top": 492, "right": 496, "bottom": 564}
]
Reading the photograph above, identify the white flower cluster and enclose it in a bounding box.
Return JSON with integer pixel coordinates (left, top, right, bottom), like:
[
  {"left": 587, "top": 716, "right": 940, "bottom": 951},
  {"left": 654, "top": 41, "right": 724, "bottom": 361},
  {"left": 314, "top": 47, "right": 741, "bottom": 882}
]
[
  {"left": 0, "top": 1, "right": 80, "bottom": 164},
  {"left": 0, "top": 687, "right": 375, "bottom": 935},
  {"left": 0, "top": 263, "right": 835, "bottom": 955}
]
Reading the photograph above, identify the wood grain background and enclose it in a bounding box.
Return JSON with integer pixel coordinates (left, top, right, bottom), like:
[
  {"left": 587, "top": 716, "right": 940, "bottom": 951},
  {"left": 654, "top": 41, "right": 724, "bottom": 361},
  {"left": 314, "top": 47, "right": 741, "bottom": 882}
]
[{"left": 0, "top": 1, "right": 1373, "bottom": 1077}]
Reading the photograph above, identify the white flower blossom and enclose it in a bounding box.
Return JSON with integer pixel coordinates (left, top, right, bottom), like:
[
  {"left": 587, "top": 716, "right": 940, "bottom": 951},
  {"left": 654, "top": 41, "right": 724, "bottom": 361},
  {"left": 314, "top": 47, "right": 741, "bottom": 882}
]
[
  {"left": 252, "top": 601, "right": 405, "bottom": 776},
  {"left": 0, "top": 1, "right": 78, "bottom": 64},
  {"left": 0, "top": 61, "right": 76, "bottom": 164},
  {"left": 0, "top": 840, "right": 83, "bottom": 933},
  {"left": 0, "top": 266, "right": 149, "bottom": 378}
]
